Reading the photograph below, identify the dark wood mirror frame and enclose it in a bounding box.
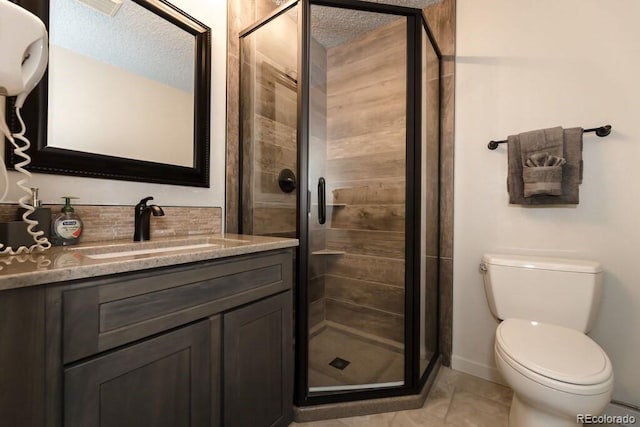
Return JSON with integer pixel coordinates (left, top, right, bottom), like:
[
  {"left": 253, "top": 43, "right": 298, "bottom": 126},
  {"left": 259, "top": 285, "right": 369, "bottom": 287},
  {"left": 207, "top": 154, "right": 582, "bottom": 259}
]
[{"left": 4, "top": 0, "right": 211, "bottom": 187}]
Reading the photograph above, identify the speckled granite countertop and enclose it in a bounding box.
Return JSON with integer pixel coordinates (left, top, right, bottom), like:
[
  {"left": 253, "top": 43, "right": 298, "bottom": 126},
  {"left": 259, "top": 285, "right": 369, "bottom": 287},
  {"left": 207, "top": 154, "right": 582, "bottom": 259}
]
[{"left": 0, "top": 234, "right": 298, "bottom": 291}]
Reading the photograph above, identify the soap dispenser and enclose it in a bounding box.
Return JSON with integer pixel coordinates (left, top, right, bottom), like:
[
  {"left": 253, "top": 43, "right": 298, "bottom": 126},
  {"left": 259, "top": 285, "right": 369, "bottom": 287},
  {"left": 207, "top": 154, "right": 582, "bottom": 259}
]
[{"left": 52, "top": 196, "right": 83, "bottom": 246}]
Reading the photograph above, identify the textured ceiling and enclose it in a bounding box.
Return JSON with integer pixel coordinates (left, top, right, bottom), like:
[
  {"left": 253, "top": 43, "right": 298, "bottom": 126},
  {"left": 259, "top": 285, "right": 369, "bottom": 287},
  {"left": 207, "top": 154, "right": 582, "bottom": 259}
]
[
  {"left": 303, "top": 0, "right": 440, "bottom": 48},
  {"left": 50, "top": 0, "right": 194, "bottom": 92}
]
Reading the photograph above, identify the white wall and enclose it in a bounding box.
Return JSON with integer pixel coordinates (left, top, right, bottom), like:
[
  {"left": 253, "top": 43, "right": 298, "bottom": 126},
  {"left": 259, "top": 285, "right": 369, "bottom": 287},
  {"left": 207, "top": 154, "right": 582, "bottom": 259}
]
[
  {"left": 47, "top": 44, "right": 194, "bottom": 167},
  {"left": 2, "top": 0, "right": 226, "bottom": 215},
  {"left": 454, "top": 0, "right": 640, "bottom": 408},
  {"left": 48, "top": 45, "right": 194, "bottom": 167}
]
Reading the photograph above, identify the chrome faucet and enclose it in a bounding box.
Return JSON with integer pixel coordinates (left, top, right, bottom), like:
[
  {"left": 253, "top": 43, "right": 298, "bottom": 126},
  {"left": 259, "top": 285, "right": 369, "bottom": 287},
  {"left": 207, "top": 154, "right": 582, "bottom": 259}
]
[{"left": 133, "top": 196, "right": 165, "bottom": 242}]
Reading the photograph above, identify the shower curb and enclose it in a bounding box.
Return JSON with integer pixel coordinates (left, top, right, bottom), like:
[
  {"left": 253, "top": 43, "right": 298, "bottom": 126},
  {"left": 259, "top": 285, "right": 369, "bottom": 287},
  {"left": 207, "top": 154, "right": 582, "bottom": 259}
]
[{"left": 293, "top": 356, "right": 442, "bottom": 422}]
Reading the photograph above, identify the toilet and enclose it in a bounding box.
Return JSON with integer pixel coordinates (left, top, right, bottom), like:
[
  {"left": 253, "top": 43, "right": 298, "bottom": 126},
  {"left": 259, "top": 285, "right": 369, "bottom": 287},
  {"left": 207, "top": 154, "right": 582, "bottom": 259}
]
[{"left": 480, "top": 254, "right": 614, "bottom": 427}]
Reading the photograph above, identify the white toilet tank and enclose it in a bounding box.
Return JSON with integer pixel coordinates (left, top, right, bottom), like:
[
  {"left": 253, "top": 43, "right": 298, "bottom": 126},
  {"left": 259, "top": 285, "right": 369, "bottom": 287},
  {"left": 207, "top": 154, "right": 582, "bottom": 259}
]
[{"left": 481, "top": 253, "right": 603, "bottom": 332}]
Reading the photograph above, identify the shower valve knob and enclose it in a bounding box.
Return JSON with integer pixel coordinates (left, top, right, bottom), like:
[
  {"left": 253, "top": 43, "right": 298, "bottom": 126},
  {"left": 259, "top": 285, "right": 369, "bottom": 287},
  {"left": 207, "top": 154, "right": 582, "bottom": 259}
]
[{"left": 278, "top": 169, "right": 296, "bottom": 193}]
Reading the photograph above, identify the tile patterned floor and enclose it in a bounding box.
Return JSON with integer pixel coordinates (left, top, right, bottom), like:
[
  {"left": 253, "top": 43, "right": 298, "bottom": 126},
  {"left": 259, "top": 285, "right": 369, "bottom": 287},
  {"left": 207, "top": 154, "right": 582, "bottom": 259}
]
[
  {"left": 292, "top": 366, "right": 620, "bottom": 426},
  {"left": 291, "top": 367, "right": 514, "bottom": 427}
]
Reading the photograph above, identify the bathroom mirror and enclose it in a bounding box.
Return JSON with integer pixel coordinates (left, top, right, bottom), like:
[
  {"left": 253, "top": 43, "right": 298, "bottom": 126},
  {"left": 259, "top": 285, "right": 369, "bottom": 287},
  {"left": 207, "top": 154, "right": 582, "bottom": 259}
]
[{"left": 4, "top": 0, "right": 211, "bottom": 187}]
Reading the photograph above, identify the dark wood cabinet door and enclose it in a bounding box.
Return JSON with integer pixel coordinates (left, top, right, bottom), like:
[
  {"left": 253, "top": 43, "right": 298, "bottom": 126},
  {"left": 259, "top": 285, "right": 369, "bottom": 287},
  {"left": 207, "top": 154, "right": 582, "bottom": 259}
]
[
  {"left": 223, "top": 291, "right": 293, "bottom": 427},
  {"left": 64, "top": 319, "right": 213, "bottom": 427}
]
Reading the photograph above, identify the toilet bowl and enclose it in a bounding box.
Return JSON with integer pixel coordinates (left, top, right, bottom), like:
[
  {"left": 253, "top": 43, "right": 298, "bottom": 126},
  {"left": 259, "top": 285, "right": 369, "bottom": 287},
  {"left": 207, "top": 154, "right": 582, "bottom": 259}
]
[
  {"left": 480, "top": 253, "right": 615, "bottom": 427},
  {"left": 495, "top": 318, "right": 614, "bottom": 427}
]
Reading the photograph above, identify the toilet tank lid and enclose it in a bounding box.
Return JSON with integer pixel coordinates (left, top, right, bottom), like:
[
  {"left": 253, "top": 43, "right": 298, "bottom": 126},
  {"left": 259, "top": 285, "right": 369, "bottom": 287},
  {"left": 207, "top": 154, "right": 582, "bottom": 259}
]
[{"left": 482, "top": 253, "right": 602, "bottom": 273}]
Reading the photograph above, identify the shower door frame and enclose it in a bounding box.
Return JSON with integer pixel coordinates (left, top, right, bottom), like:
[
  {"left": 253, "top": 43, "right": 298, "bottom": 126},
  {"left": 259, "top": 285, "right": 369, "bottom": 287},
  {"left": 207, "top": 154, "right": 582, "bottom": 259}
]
[
  {"left": 236, "top": 0, "right": 443, "bottom": 407},
  {"left": 296, "top": 0, "right": 443, "bottom": 406}
]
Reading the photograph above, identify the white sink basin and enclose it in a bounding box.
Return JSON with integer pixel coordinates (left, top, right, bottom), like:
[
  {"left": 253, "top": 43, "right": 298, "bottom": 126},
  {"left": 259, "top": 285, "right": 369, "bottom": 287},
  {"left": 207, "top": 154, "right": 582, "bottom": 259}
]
[{"left": 84, "top": 243, "right": 221, "bottom": 260}]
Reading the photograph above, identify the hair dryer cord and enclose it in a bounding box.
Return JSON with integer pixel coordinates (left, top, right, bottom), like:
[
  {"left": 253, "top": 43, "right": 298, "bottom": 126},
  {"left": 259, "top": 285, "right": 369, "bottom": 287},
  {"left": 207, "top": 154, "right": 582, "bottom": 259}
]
[{"left": 0, "top": 107, "right": 51, "bottom": 255}]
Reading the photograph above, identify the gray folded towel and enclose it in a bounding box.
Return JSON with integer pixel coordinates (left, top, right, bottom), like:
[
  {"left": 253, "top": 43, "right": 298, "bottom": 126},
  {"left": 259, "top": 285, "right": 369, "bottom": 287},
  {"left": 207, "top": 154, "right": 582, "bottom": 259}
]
[
  {"left": 520, "top": 127, "right": 564, "bottom": 165},
  {"left": 523, "top": 153, "right": 566, "bottom": 197},
  {"left": 523, "top": 165, "right": 564, "bottom": 197},
  {"left": 507, "top": 127, "right": 583, "bottom": 205}
]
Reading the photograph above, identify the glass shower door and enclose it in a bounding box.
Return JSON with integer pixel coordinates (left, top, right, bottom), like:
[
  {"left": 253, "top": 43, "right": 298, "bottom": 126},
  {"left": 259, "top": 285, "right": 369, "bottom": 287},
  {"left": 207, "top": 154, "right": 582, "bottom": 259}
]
[
  {"left": 240, "top": 6, "right": 299, "bottom": 238},
  {"left": 419, "top": 17, "right": 441, "bottom": 377},
  {"left": 239, "top": 0, "right": 442, "bottom": 404},
  {"left": 306, "top": 4, "right": 408, "bottom": 393}
]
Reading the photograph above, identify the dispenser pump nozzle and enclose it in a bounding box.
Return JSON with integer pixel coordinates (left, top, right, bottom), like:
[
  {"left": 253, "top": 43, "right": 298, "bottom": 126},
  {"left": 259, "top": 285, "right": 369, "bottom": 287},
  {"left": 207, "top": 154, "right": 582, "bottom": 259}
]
[{"left": 61, "top": 196, "right": 78, "bottom": 213}]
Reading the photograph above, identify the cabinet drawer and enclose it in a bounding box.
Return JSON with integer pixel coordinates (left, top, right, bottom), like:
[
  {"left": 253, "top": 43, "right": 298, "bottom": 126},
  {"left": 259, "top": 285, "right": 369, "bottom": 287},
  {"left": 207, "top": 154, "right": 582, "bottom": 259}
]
[{"left": 62, "top": 250, "right": 292, "bottom": 363}]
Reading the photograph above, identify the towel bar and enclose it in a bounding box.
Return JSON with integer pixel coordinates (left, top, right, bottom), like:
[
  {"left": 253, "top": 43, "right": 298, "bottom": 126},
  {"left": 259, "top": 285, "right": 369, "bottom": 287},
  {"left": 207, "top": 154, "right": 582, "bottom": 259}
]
[{"left": 487, "top": 125, "right": 612, "bottom": 150}]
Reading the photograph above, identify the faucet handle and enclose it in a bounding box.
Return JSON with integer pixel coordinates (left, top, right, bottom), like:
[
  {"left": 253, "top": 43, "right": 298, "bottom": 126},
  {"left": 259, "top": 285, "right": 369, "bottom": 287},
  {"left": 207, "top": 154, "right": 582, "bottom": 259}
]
[{"left": 138, "top": 196, "right": 154, "bottom": 207}]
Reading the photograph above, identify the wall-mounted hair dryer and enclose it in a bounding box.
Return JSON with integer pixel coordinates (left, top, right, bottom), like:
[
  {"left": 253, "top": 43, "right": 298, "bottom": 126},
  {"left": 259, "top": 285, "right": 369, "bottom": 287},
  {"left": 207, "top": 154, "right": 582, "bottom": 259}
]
[
  {"left": 0, "top": 0, "right": 50, "bottom": 254},
  {"left": 0, "top": 0, "right": 48, "bottom": 140}
]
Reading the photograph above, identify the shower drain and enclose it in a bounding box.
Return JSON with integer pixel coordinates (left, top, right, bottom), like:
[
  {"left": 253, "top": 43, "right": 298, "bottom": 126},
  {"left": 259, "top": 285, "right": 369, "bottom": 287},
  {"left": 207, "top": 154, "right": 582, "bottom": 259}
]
[{"left": 329, "top": 357, "right": 350, "bottom": 370}]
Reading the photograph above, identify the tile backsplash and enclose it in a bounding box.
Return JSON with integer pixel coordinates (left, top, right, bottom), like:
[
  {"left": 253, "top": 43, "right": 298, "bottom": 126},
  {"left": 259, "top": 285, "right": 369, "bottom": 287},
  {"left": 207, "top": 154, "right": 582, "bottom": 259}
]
[{"left": 0, "top": 204, "right": 222, "bottom": 243}]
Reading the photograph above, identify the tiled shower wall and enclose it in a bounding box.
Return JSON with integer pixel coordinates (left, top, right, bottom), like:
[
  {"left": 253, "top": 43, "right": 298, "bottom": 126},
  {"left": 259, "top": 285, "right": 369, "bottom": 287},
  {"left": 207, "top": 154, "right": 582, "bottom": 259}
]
[
  {"left": 226, "top": 0, "right": 455, "bottom": 364},
  {"left": 308, "top": 36, "right": 329, "bottom": 331},
  {"left": 322, "top": 18, "right": 407, "bottom": 344},
  {"left": 240, "top": 11, "right": 297, "bottom": 237},
  {"left": 227, "top": 0, "right": 281, "bottom": 234},
  {"left": 424, "top": 0, "right": 455, "bottom": 366}
]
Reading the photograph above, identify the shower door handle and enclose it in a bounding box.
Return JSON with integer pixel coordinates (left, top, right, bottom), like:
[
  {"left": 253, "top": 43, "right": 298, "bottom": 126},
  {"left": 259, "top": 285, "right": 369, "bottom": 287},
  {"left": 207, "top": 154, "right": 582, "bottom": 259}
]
[{"left": 318, "top": 177, "right": 326, "bottom": 225}]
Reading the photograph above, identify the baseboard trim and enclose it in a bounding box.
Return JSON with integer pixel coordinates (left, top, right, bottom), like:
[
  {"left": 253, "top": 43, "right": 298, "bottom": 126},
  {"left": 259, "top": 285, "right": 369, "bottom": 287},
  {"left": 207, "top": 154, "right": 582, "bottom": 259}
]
[
  {"left": 451, "top": 356, "right": 639, "bottom": 426},
  {"left": 451, "top": 355, "right": 506, "bottom": 386}
]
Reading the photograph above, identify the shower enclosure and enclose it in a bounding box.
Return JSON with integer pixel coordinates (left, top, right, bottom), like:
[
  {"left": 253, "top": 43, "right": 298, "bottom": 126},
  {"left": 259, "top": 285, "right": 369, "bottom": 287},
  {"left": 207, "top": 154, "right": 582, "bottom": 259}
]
[{"left": 239, "top": 0, "right": 441, "bottom": 407}]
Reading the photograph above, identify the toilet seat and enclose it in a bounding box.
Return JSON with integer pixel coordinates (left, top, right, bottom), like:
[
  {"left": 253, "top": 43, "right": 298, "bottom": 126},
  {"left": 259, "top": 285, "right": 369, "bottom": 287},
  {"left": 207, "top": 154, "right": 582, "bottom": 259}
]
[{"left": 496, "top": 319, "right": 613, "bottom": 395}]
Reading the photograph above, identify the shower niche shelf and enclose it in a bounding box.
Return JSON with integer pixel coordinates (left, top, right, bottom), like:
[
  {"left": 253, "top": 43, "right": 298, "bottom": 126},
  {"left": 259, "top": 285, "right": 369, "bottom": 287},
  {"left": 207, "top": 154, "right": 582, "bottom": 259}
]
[
  {"left": 312, "top": 203, "right": 346, "bottom": 208},
  {"left": 311, "top": 249, "right": 346, "bottom": 256}
]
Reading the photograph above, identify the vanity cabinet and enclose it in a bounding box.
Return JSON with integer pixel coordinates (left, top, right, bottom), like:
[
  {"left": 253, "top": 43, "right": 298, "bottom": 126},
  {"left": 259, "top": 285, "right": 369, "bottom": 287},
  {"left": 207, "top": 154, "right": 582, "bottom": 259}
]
[
  {"left": 64, "top": 319, "right": 214, "bottom": 427},
  {"left": 224, "top": 292, "right": 293, "bottom": 427},
  {"left": 0, "top": 248, "right": 294, "bottom": 427}
]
